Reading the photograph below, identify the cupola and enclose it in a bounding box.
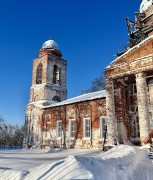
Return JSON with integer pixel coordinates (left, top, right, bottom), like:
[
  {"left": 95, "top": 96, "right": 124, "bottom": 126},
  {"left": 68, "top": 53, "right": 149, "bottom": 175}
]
[{"left": 39, "top": 39, "right": 62, "bottom": 57}]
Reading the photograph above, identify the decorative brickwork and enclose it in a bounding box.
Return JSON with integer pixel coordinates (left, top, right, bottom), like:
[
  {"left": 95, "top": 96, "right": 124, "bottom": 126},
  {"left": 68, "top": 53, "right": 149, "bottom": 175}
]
[{"left": 41, "top": 98, "right": 106, "bottom": 149}]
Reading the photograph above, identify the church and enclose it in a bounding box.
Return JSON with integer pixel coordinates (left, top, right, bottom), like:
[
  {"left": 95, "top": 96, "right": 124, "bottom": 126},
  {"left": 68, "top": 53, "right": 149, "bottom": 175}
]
[{"left": 24, "top": 0, "right": 153, "bottom": 149}]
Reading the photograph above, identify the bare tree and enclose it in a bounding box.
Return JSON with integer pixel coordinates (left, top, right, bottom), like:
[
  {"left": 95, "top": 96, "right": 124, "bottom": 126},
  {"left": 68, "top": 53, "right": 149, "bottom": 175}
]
[
  {"left": 0, "top": 115, "right": 25, "bottom": 148},
  {"left": 0, "top": 116, "right": 6, "bottom": 147},
  {"left": 81, "top": 71, "right": 105, "bottom": 94}
]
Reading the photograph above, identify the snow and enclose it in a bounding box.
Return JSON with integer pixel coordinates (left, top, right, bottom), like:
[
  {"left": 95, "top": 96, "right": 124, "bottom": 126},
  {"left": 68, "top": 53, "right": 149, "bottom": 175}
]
[
  {"left": 41, "top": 40, "right": 59, "bottom": 50},
  {"left": 28, "top": 90, "right": 106, "bottom": 109},
  {"left": 140, "top": 0, "right": 153, "bottom": 13},
  {"left": 45, "top": 90, "right": 106, "bottom": 108},
  {"left": 0, "top": 145, "right": 153, "bottom": 180},
  {"left": 141, "top": 143, "right": 152, "bottom": 149}
]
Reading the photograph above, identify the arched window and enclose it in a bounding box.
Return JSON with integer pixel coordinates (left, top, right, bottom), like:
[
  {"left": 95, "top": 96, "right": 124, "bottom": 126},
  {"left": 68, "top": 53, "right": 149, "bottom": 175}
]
[
  {"left": 36, "top": 63, "right": 43, "bottom": 84},
  {"left": 53, "top": 65, "right": 61, "bottom": 85},
  {"left": 34, "top": 95, "right": 40, "bottom": 102},
  {"left": 52, "top": 95, "right": 61, "bottom": 102}
]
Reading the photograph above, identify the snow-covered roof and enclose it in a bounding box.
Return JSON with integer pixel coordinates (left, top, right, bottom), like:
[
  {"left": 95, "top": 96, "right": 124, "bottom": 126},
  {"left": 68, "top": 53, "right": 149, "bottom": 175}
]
[
  {"left": 27, "top": 99, "right": 53, "bottom": 109},
  {"left": 41, "top": 39, "right": 59, "bottom": 50},
  {"left": 106, "top": 35, "right": 153, "bottom": 69},
  {"left": 140, "top": 0, "right": 153, "bottom": 13},
  {"left": 44, "top": 90, "right": 106, "bottom": 109}
]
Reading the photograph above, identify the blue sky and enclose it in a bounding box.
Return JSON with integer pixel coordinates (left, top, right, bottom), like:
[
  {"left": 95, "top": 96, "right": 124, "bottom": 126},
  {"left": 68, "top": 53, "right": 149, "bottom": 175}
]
[{"left": 0, "top": 0, "right": 141, "bottom": 125}]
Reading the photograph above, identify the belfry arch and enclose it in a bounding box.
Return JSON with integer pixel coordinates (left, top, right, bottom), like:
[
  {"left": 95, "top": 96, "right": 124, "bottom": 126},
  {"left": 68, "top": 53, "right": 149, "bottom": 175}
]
[
  {"left": 36, "top": 63, "right": 43, "bottom": 84},
  {"left": 53, "top": 65, "right": 61, "bottom": 85}
]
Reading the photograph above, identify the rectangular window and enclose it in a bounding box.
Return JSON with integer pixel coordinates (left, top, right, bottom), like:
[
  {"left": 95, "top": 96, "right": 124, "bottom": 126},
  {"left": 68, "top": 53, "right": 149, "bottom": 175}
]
[
  {"left": 100, "top": 117, "right": 107, "bottom": 138},
  {"left": 83, "top": 118, "right": 91, "bottom": 138},
  {"left": 134, "top": 84, "right": 137, "bottom": 94},
  {"left": 56, "top": 120, "right": 62, "bottom": 137},
  {"left": 136, "top": 116, "right": 140, "bottom": 137},
  {"left": 69, "top": 120, "right": 76, "bottom": 138},
  {"left": 130, "top": 84, "right": 137, "bottom": 95}
]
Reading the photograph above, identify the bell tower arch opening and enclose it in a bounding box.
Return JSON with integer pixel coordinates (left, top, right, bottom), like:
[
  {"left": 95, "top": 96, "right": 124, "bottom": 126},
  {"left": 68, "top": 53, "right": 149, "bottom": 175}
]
[
  {"left": 36, "top": 63, "right": 43, "bottom": 84},
  {"left": 28, "top": 38, "right": 67, "bottom": 105},
  {"left": 52, "top": 95, "right": 61, "bottom": 102},
  {"left": 25, "top": 38, "right": 67, "bottom": 147},
  {"left": 53, "top": 65, "right": 61, "bottom": 85}
]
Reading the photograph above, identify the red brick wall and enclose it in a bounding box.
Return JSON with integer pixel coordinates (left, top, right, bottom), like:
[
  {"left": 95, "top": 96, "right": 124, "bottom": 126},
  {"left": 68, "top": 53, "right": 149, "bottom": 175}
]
[{"left": 41, "top": 98, "right": 106, "bottom": 148}]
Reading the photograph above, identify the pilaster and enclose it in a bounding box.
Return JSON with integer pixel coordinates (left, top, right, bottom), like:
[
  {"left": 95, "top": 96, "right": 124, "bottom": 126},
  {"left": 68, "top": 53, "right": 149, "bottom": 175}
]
[
  {"left": 135, "top": 72, "right": 150, "bottom": 145},
  {"left": 148, "top": 79, "right": 153, "bottom": 131},
  {"left": 106, "top": 79, "right": 118, "bottom": 145},
  {"left": 114, "top": 80, "right": 128, "bottom": 143}
]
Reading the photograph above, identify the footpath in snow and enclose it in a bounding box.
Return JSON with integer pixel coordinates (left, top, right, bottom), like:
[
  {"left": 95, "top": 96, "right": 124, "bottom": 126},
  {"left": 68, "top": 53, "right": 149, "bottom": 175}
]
[{"left": 0, "top": 145, "right": 153, "bottom": 180}]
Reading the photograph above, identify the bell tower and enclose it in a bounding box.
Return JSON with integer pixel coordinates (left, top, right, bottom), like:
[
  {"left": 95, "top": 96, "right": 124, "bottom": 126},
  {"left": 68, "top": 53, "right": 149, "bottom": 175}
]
[
  {"left": 29, "top": 39, "right": 67, "bottom": 105},
  {"left": 24, "top": 39, "right": 67, "bottom": 146}
]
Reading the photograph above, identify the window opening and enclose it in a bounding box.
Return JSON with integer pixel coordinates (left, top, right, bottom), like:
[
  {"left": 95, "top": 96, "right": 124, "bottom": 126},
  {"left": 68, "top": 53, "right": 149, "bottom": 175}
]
[
  {"left": 57, "top": 121, "right": 62, "bottom": 137},
  {"left": 135, "top": 106, "right": 140, "bottom": 137},
  {"left": 52, "top": 96, "right": 61, "bottom": 102},
  {"left": 36, "top": 63, "right": 43, "bottom": 84},
  {"left": 53, "top": 65, "right": 61, "bottom": 85},
  {"left": 100, "top": 117, "right": 107, "bottom": 138},
  {"left": 69, "top": 120, "right": 76, "bottom": 138},
  {"left": 130, "top": 84, "right": 137, "bottom": 95},
  {"left": 83, "top": 118, "right": 91, "bottom": 138}
]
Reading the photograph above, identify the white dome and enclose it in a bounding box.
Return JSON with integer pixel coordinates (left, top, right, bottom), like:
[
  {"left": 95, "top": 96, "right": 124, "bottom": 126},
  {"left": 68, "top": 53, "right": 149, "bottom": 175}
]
[
  {"left": 41, "top": 40, "right": 59, "bottom": 50},
  {"left": 140, "top": 0, "right": 152, "bottom": 13}
]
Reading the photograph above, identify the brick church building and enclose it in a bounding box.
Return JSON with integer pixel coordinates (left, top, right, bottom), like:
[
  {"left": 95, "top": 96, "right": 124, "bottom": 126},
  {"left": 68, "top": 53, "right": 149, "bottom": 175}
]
[{"left": 24, "top": 0, "right": 153, "bottom": 148}]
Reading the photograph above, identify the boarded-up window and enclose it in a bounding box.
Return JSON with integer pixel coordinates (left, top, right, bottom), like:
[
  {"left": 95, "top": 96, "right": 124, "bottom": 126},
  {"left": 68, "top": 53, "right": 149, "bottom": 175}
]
[{"left": 56, "top": 120, "right": 62, "bottom": 137}]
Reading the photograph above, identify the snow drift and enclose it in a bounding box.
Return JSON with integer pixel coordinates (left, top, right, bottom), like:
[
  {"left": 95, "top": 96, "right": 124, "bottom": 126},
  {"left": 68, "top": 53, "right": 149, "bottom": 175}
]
[{"left": 0, "top": 145, "right": 153, "bottom": 180}]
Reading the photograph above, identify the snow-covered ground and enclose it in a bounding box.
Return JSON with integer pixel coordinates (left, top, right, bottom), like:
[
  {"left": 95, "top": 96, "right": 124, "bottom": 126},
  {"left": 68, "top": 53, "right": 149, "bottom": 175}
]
[{"left": 0, "top": 145, "right": 153, "bottom": 180}]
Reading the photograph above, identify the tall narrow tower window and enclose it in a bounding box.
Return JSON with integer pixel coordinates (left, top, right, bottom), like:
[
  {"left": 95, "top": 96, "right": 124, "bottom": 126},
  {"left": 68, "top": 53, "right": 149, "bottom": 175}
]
[
  {"left": 53, "top": 65, "right": 61, "bottom": 85},
  {"left": 36, "top": 63, "right": 43, "bottom": 84}
]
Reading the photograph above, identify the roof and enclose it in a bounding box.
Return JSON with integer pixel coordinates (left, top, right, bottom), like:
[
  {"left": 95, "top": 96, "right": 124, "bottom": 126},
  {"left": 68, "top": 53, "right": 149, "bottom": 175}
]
[
  {"left": 41, "top": 40, "right": 59, "bottom": 50},
  {"left": 44, "top": 90, "right": 106, "bottom": 109},
  {"left": 105, "top": 35, "right": 153, "bottom": 69}
]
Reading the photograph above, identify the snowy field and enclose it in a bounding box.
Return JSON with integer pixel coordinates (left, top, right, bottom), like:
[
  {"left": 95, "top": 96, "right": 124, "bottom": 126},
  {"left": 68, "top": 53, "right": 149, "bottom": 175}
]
[{"left": 0, "top": 145, "right": 153, "bottom": 180}]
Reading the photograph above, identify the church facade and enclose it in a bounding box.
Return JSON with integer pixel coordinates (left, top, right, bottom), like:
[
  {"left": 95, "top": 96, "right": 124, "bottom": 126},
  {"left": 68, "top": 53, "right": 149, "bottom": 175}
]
[{"left": 24, "top": 0, "right": 153, "bottom": 148}]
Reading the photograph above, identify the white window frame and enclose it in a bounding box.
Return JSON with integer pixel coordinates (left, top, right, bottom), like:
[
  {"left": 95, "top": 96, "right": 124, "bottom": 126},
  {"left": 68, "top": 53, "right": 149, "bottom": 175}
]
[
  {"left": 56, "top": 120, "right": 62, "bottom": 138},
  {"left": 100, "top": 116, "right": 107, "bottom": 139},
  {"left": 69, "top": 119, "right": 76, "bottom": 139},
  {"left": 83, "top": 118, "right": 91, "bottom": 139}
]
